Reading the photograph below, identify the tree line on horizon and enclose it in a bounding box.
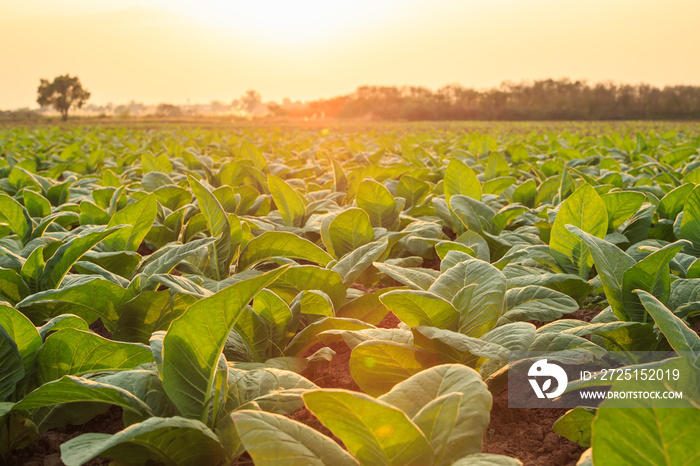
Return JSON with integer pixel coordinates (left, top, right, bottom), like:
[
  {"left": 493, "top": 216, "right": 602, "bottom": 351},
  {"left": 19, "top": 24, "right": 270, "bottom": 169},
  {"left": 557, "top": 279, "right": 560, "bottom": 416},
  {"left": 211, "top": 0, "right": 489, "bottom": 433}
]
[{"left": 278, "top": 79, "right": 700, "bottom": 121}]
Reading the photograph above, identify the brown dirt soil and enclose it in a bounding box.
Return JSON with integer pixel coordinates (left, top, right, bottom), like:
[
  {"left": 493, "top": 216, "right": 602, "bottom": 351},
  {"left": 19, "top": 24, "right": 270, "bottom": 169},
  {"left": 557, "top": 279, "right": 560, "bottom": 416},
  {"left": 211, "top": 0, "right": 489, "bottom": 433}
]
[
  {"left": 377, "top": 311, "right": 401, "bottom": 329},
  {"left": 566, "top": 307, "right": 601, "bottom": 323},
  {"left": 88, "top": 319, "right": 112, "bottom": 339},
  {"left": 485, "top": 387, "right": 585, "bottom": 466},
  {"left": 7, "top": 406, "right": 124, "bottom": 466}
]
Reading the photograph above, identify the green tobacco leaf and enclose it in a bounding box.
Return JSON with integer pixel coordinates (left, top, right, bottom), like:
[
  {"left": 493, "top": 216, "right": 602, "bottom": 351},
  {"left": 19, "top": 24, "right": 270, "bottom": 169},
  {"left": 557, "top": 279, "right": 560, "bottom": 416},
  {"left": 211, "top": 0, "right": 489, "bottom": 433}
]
[
  {"left": 238, "top": 231, "right": 333, "bottom": 270},
  {"left": 41, "top": 226, "right": 125, "bottom": 290},
  {"left": 23, "top": 189, "right": 52, "bottom": 218},
  {"left": 452, "top": 454, "right": 523, "bottom": 465},
  {"left": 378, "top": 364, "right": 491, "bottom": 461},
  {"left": 188, "top": 175, "right": 236, "bottom": 280},
  {"left": 138, "top": 237, "right": 217, "bottom": 277},
  {"left": 380, "top": 290, "right": 460, "bottom": 330},
  {"left": 336, "top": 292, "right": 390, "bottom": 326},
  {"left": 567, "top": 225, "right": 635, "bottom": 320},
  {"left": 322, "top": 208, "right": 374, "bottom": 259},
  {"left": 374, "top": 262, "right": 438, "bottom": 291},
  {"left": 266, "top": 266, "right": 346, "bottom": 308},
  {"left": 550, "top": 184, "right": 608, "bottom": 278},
  {"left": 0, "top": 303, "right": 42, "bottom": 375},
  {"left": 162, "top": 267, "right": 286, "bottom": 421},
  {"left": 17, "top": 277, "right": 133, "bottom": 328},
  {"left": 601, "top": 191, "right": 645, "bottom": 231},
  {"left": 356, "top": 179, "right": 399, "bottom": 230},
  {"left": 591, "top": 397, "right": 700, "bottom": 466},
  {"left": 226, "top": 368, "right": 318, "bottom": 413},
  {"left": 38, "top": 315, "right": 89, "bottom": 340},
  {"left": 36, "top": 329, "right": 154, "bottom": 384},
  {"left": 552, "top": 407, "right": 595, "bottom": 447},
  {"left": 412, "top": 392, "right": 461, "bottom": 463},
  {"left": 636, "top": 290, "right": 700, "bottom": 355},
  {"left": 444, "top": 158, "right": 481, "bottom": 204},
  {"left": 268, "top": 174, "right": 306, "bottom": 228},
  {"left": 429, "top": 259, "right": 506, "bottom": 337},
  {"left": 284, "top": 317, "right": 374, "bottom": 356},
  {"left": 232, "top": 410, "right": 358, "bottom": 466},
  {"left": 621, "top": 241, "right": 688, "bottom": 321},
  {"left": 13, "top": 375, "right": 153, "bottom": 420},
  {"left": 0, "top": 326, "right": 24, "bottom": 400},
  {"left": 20, "top": 246, "right": 45, "bottom": 294},
  {"left": 0, "top": 267, "right": 30, "bottom": 304},
  {"left": 449, "top": 195, "right": 495, "bottom": 234},
  {"left": 333, "top": 237, "right": 388, "bottom": 287},
  {"left": 0, "top": 193, "right": 32, "bottom": 245},
  {"left": 349, "top": 341, "right": 439, "bottom": 396},
  {"left": 304, "top": 389, "right": 434, "bottom": 466},
  {"left": 500, "top": 285, "right": 578, "bottom": 324},
  {"left": 658, "top": 183, "right": 695, "bottom": 220},
  {"left": 60, "top": 417, "right": 227, "bottom": 466},
  {"left": 103, "top": 194, "right": 157, "bottom": 252}
]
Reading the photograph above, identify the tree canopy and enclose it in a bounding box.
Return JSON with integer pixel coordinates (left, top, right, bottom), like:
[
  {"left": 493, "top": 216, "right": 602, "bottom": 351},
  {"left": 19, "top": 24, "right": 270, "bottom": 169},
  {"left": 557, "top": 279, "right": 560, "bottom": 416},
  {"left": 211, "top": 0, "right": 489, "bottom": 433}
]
[{"left": 36, "top": 75, "right": 91, "bottom": 121}]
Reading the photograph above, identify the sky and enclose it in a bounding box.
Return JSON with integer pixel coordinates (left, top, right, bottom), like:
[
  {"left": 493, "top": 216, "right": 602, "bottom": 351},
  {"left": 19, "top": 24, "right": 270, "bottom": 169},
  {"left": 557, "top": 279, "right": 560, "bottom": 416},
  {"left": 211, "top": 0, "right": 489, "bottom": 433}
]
[{"left": 2, "top": 0, "right": 700, "bottom": 109}]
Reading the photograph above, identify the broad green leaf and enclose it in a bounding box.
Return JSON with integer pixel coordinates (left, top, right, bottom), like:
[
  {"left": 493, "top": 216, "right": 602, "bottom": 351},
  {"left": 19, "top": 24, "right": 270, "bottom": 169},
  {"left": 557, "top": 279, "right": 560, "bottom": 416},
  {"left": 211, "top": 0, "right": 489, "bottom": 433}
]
[
  {"left": 356, "top": 179, "right": 399, "bottom": 230},
  {"left": 0, "top": 303, "right": 41, "bottom": 375},
  {"left": 374, "top": 262, "right": 438, "bottom": 291},
  {"left": 636, "top": 290, "right": 700, "bottom": 355},
  {"left": 60, "top": 417, "right": 227, "bottom": 466},
  {"left": 452, "top": 454, "right": 523, "bottom": 465},
  {"left": 162, "top": 267, "right": 286, "bottom": 421},
  {"left": 566, "top": 226, "right": 635, "bottom": 319},
  {"left": 380, "top": 290, "right": 460, "bottom": 330},
  {"left": 226, "top": 368, "right": 318, "bottom": 413},
  {"left": 658, "top": 183, "right": 695, "bottom": 220},
  {"left": 552, "top": 407, "right": 595, "bottom": 447},
  {"left": 17, "top": 277, "right": 132, "bottom": 328},
  {"left": 322, "top": 208, "right": 374, "bottom": 259},
  {"left": 0, "top": 325, "right": 24, "bottom": 400},
  {"left": 188, "top": 175, "right": 236, "bottom": 280},
  {"left": 0, "top": 268, "right": 29, "bottom": 304},
  {"left": 621, "top": 241, "right": 688, "bottom": 321},
  {"left": 429, "top": 259, "right": 506, "bottom": 337},
  {"left": 20, "top": 246, "right": 45, "bottom": 294},
  {"left": 138, "top": 237, "right": 216, "bottom": 277},
  {"left": 499, "top": 286, "right": 578, "bottom": 324},
  {"left": 284, "top": 317, "right": 374, "bottom": 356},
  {"left": 304, "top": 389, "right": 434, "bottom": 466},
  {"left": 379, "top": 364, "right": 491, "bottom": 460},
  {"left": 232, "top": 410, "right": 358, "bottom": 466},
  {"left": 23, "top": 190, "right": 51, "bottom": 218},
  {"left": 0, "top": 193, "right": 31, "bottom": 245},
  {"left": 103, "top": 194, "right": 158, "bottom": 252},
  {"left": 268, "top": 174, "right": 306, "bottom": 228},
  {"left": 336, "top": 292, "right": 390, "bottom": 326},
  {"left": 13, "top": 375, "right": 153, "bottom": 420},
  {"left": 550, "top": 184, "right": 608, "bottom": 278},
  {"left": 238, "top": 231, "right": 333, "bottom": 270},
  {"left": 349, "top": 341, "right": 439, "bottom": 396},
  {"left": 38, "top": 315, "right": 89, "bottom": 340},
  {"left": 412, "top": 392, "right": 461, "bottom": 463},
  {"left": 601, "top": 191, "right": 645, "bottom": 231},
  {"left": 680, "top": 185, "right": 700, "bottom": 254},
  {"left": 591, "top": 398, "right": 700, "bottom": 466},
  {"left": 41, "top": 226, "right": 124, "bottom": 290},
  {"left": 36, "top": 329, "right": 154, "bottom": 384},
  {"left": 267, "top": 266, "right": 346, "bottom": 308},
  {"left": 444, "top": 158, "right": 481, "bottom": 203},
  {"left": 332, "top": 237, "right": 388, "bottom": 287},
  {"left": 449, "top": 195, "right": 495, "bottom": 235}
]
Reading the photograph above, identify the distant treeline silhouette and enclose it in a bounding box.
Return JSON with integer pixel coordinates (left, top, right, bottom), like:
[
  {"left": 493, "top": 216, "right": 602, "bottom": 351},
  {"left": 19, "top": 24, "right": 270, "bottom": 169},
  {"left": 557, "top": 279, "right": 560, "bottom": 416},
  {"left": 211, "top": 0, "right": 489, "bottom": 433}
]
[{"left": 279, "top": 79, "right": 700, "bottom": 120}]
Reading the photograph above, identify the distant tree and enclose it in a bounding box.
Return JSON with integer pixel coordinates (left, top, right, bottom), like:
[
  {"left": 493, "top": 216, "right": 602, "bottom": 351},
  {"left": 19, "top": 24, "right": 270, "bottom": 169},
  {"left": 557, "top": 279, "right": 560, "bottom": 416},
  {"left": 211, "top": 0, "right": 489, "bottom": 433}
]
[
  {"left": 240, "top": 90, "right": 262, "bottom": 113},
  {"left": 36, "top": 75, "right": 91, "bottom": 121},
  {"left": 155, "top": 103, "right": 183, "bottom": 118}
]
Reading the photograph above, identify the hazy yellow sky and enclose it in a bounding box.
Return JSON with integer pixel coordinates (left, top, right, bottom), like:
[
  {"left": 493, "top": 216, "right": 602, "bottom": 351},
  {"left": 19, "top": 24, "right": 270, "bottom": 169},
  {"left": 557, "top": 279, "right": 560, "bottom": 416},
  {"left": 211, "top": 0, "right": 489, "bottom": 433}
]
[{"left": 2, "top": 0, "right": 699, "bottom": 109}]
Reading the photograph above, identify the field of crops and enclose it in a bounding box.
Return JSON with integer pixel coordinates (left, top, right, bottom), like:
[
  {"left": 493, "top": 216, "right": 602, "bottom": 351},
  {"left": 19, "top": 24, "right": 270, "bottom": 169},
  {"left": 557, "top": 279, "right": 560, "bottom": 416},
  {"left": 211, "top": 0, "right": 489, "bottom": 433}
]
[{"left": 1, "top": 122, "right": 700, "bottom": 465}]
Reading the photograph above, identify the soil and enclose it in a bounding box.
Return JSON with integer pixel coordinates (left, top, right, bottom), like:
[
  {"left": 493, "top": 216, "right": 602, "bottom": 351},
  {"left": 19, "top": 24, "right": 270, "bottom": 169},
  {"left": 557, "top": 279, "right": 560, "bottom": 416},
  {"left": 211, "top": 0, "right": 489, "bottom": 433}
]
[
  {"left": 88, "top": 319, "right": 112, "bottom": 339},
  {"left": 485, "top": 387, "right": 585, "bottom": 466},
  {"left": 7, "top": 406, "right": 124, "bottom": 466},
  {"left": 565, "top": 307, "right": 601, "bottom": 323}
]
